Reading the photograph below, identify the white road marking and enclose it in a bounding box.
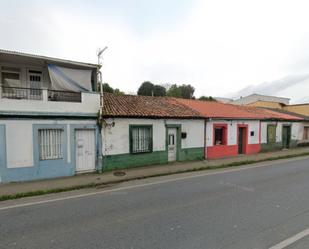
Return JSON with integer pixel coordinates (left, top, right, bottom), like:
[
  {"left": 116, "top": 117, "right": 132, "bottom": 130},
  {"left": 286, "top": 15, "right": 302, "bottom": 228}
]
[
  {"left": 0, "top": 156, "right": 308, "bottom": 211},
  {"left": 219, "top": 181, "right": 255, "bottom": 192},
  {"left": 269, "top": 228, "right": 309, "bottom": 249}
]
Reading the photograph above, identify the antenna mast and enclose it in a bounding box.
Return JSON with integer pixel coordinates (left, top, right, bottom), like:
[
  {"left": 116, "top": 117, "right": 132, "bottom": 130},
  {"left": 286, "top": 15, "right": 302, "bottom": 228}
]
[{"left": 97, "top": 46, "right": 108, "bottom": 109}]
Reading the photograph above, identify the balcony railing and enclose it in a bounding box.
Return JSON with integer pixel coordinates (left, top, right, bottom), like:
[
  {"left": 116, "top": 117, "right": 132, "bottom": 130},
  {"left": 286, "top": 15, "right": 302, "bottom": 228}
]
[
  {"left": 0, "top": 86, "right": 82, "bottom": 102},
  {"left": 1, "top": 86, "right": 43, "bottom": 100},
  {"left": 48, "top": 90, "right": 81, "bottom": 102}
]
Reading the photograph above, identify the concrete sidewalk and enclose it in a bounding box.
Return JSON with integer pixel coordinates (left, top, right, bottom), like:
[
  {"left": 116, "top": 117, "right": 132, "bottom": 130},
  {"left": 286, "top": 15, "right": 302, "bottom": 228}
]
[{"left": 1, "top": 147, "right": 309, "bottom": 197}]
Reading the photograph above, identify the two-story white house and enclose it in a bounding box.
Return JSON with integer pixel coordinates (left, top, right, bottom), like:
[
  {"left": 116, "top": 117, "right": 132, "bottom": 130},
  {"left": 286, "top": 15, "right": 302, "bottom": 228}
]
[{"left": 0, "top": 50, "right": 101, "bottom": 182}]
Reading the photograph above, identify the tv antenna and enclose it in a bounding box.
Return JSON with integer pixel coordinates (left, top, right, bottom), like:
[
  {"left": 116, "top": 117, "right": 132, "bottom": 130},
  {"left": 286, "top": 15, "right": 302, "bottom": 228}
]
[{"left": 97, "top": 46, "right": 108, "bottom": 66}]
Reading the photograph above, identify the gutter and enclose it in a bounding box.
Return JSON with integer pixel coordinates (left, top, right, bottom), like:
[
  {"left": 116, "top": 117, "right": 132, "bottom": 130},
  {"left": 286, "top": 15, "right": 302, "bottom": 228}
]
[{"left": 102, "top": 115, "right": 205, "bottom": 120}]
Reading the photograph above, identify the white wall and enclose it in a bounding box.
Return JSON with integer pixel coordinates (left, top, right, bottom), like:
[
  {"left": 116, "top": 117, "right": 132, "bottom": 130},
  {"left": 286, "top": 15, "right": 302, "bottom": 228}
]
[
  {"left": 166, "top": 119, "right": 204, "bottom": 149},
  {"left": 206, "top": 120, "right": 260, "bottom": 147},
  {"left": 292, "top": 123, "right": 302, "bottom": 141},
  {"left": 0, "top": 62, "right": 51, "bottom": 88},
  {"left": 233, "top": 94, "right": 290, "bottom": 105},
  {"left": 6, "top": 122, "right": 33, "bottom": 168},
  {"left": 261, "top": 121, "right": 302, "bottom": 143},
  {"left": 261, "top": 122, "right": 269, "bottom": 144},
  {"left": 0, "top": 92, "right": 100, "bottom": 114},
  {"left": 0, "top": 119, "right": 96, "bottom": 168},
  {"left": 102, "top": 118, "right": 204, "bottom": 156}
]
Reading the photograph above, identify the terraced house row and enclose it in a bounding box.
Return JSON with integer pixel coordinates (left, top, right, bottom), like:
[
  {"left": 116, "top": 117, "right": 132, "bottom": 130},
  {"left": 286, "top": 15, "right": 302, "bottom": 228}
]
[
  {"left": 102, "top": 94, "right": 308, "bottom": 169},
  {"left": 0, "top": 50, "right": 308, "bottom": 182}
]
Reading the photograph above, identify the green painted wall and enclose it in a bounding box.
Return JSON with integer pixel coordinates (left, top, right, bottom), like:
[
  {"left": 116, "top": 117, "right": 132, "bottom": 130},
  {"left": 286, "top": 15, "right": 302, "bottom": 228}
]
[
  {"left": 290, "top": 140, "right": 298, "bottom": 148},
  {"left": 103, "top": 151, "right": 168, "bottom": 171},
  {"left": 261, "top": 142, "right": 282, "bottom": 152},
  {"left": 103, "top": 147, "right": 204, "bottom": 171},
  {"left": 179, "top": 147, "right": 204, "bottom": 161},
  {"left": 261, "top": 140, "right": 298, "bottom": 152}
]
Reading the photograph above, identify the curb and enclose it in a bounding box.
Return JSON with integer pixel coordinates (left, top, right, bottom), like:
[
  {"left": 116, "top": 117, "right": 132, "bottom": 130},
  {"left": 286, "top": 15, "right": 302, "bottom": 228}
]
[{"left": 1, "top": 152, "right": 309, "bottom": 202}]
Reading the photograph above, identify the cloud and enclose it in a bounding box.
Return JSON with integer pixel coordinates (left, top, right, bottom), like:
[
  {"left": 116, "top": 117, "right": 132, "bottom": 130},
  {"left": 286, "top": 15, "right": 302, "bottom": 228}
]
[
  {"left": 1, "top": 0, "right": 309, "bottom": 102},
  {"left": 228, "top": 74, "right": 309, "bottom": 100}
]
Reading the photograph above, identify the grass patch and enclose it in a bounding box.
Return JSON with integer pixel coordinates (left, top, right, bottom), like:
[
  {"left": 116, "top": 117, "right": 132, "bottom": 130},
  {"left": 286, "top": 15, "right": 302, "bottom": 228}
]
[
  {"left": 1, "top": 152, "right": 309, "bottom": 202},
  {"left": 0, "top": 183, "right": 98, "bottom": 202}
]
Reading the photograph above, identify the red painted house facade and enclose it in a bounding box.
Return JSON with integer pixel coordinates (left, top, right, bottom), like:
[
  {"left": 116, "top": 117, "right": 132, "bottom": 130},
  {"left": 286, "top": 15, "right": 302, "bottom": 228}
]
[
  {"left": 175, "top": 99, "right": 302, "bottom": 159},
  {"left": 205, "top": 120, "right": 261, "bottom": 159}
]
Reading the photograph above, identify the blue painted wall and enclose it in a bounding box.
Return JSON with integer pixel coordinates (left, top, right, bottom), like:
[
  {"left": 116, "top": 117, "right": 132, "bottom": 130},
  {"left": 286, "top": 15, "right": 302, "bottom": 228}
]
[
  {"left": 0, "top": 123, "right": 100, "bottom": 183},
  {"left": 0, "top": 125, "right": 7, "bottom": 183}
]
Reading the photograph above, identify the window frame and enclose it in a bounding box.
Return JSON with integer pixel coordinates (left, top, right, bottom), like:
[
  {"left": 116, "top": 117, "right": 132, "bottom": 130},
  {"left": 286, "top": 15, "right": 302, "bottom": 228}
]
[
  {"left": 1, "top": 66, "right": 21, "bottom": 87},
  {"left": 38, "top": 129, "right": 64, "bottom": 160},
  {"left": 27, "top": 68, "right": 44, "bottom": 88},
  {"left": 129, "top": 125, "right": 153, "bottom": 154},
  {"left": 213, "top": 124, "right": 228, "bottom": 146}
]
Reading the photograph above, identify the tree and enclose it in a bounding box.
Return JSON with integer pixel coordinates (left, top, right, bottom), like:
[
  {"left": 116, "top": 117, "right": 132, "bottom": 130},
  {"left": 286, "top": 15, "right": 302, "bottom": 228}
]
[
  {"left": 166, "top": 84, "right": 182, "bottom": 98},
  {"left": 161, "top": 83, "right": 172, "bottom": 91},
  {"left": 102, "top": 83, "right": 114, "bottom": 93},
  {"left": 113, "top": 88, "right": 124, "bottom": 95},
  {"left": 180, "top": 84, "right": 195, "bottom": 99},
  {"left": 137, "top": 81, "right": 155, "bottom": 96},
  {"left": 198, "top": 96, "right": 217, "bottom": 101},
  {"left": 102, "top": 83, "right": 124, "bottom": 95},
  {"left": 137, "top": 82, "right": 166, "bottom": 96},
  {"left": 166, "top": 84, "right": 195, "bottom": 99},
  {"left": 153, "top": 85, "right": 166, "bottom": 97}
]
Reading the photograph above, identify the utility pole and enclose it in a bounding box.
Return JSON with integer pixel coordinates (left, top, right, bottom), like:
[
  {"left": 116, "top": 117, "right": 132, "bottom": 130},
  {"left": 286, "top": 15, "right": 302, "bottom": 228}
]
[
  {"left": 97, "top": 46, "right": 108, "bottom": 172},
  {"left": 97, "top": 46, "right": 108, "bottom": 108}
]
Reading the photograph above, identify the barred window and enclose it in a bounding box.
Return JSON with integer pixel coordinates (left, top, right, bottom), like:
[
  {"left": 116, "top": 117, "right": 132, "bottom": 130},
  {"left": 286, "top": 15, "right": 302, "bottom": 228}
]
[
  {"left": 130, "top": 126, "right": 152, "bottom": 153},
  {"left": 39, "top": 129, "right": 63, "bottom": 160}
]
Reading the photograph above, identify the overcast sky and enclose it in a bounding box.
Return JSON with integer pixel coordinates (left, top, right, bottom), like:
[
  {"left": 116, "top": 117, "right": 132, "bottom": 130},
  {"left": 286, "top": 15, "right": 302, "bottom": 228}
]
[{"left": 1, "top": 0, "right": 309, "bottom": 103}]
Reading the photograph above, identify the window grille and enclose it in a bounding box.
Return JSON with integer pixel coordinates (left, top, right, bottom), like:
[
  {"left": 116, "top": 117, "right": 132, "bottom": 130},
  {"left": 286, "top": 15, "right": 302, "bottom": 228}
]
[
  {"left": 130, "top": 126, "right": 152, "bottom": 153},
  {"left": 39, "top": 129, "right": 63, "bottom": 160}
]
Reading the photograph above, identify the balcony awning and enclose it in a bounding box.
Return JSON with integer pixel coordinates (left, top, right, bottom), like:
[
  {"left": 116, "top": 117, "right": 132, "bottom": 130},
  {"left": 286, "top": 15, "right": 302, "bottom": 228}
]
[{"left": 47, "top": 64, "right": 92, "bottom": 92}]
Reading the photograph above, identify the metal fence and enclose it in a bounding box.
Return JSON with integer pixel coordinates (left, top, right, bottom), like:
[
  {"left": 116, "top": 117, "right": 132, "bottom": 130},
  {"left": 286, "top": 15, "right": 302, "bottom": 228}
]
[
  {"left": 1, "top": 86, "right": 43, "bottom": 100},
  {"left": 0, "top": 86, "right": 82, "bottom": 103},
  {"left": 48, "top": 90, "right": 82, "bottom": 102}
]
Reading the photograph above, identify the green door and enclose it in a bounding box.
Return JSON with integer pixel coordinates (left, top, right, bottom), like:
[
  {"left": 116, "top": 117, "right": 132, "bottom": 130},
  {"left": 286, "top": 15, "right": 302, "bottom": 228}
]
[
  {"left": 267, "top": 125, "right": 276, "bottom": 144},
  {"left": 282, "top": 126, "right": 291, "bottom": 149},
  {"left": 238, "top": 127, "right": 245, "bottom": 154}
]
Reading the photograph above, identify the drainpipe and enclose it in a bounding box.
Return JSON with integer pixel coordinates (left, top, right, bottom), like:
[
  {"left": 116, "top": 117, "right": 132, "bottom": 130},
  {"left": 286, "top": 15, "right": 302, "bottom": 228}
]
[{"left": 97, "top": 69, "right": 103, "bottom": 173}]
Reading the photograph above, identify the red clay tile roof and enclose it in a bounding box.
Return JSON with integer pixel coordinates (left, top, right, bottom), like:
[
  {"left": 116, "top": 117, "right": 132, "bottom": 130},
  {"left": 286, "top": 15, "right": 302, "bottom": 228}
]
[
  {"left": 241, "top": 106, "right": 304, "bottom": 120},
  {"left": 174, "top": 98, "right": 303, "bottom": 120},
  {"left": 102, "top": 93, "right": 203, "bottom": 118},
  {"left": 102, "top": 93, "right": 303, "bottom": 121}
]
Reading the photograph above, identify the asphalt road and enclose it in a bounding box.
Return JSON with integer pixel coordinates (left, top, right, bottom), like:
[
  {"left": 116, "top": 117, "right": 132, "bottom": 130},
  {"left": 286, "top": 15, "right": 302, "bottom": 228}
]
[{"left": 1, "top": 157, "right": 309, "bottom": 249}]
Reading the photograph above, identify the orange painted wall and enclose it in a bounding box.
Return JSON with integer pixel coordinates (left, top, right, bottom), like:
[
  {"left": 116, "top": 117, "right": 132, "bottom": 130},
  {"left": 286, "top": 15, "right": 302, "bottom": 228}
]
[{"left": 283, "top": 104, "right": 309, "bottom": 116}]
